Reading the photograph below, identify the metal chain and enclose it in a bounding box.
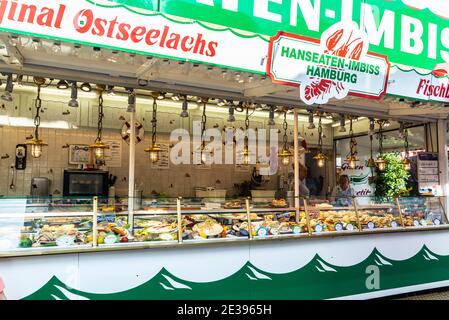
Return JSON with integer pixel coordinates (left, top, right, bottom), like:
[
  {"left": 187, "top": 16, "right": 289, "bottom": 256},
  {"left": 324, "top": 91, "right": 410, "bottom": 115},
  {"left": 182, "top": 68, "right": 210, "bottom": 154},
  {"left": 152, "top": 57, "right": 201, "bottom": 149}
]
[
  {"left": 34, "top": 84, "right": 42, "bottom": 140},
  {"left": 245, "top": 105, "right": 250, "bottom": 130},
  {"left": 349, "top": 117, "right": 357, "bottom": 157},
  {"left": 378, "top": 120, "right": 384, "bottom": 155},
  {"left": 318, "top": 115, "right": 323, "bottom": 153},
  {"left": 404, "top": 126, "right": 409, "bottom": 154},
  {"left": 151, "top": 97, "right": 158, "bottom": 146},
  {"left": 96, "top": 91, "right": 104, "bottom": 142},
  {"left": 201, "top": 100, "right": 207, "bottom": 149},
  {"left": 283, "top": 111, "right": 288, "bottom": 147}
]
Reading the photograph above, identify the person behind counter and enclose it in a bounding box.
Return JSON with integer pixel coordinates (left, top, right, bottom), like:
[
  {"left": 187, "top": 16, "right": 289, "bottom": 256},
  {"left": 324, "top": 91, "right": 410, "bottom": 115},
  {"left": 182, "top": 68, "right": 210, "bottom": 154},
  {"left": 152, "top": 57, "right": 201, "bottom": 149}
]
[
  {"left": 298, "top": 164, "right": 310, "bottom": 198},
  {"left": 0, "top": 277, "right": 6, "bottom": 300},
  {"left": 331, "top": 174, "right": 354, "bottom": 206}
]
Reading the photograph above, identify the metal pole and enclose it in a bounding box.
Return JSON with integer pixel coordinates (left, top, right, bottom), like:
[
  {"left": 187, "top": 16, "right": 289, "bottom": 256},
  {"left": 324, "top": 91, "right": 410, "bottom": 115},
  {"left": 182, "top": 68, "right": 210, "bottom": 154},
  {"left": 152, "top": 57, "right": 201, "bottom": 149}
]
[
  {"left": 437, "top": 119, "right": 449, "bottom": 218},
  {"left": 293, "top": 109, "right": 300, "bottom": 223},
  {"left": 128, "top": 110, "right": 136, "bottom": 231},
  {"left": 93, "top": 196, "right": 98, "bottom": 247}
]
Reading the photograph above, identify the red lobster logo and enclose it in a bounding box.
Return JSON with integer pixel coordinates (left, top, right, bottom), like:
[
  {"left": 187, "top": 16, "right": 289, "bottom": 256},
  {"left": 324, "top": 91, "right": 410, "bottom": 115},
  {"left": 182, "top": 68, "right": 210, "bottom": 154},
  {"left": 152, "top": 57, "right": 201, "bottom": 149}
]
[{"left": 300, "top": 22, "right": 367, "bottom": 105}]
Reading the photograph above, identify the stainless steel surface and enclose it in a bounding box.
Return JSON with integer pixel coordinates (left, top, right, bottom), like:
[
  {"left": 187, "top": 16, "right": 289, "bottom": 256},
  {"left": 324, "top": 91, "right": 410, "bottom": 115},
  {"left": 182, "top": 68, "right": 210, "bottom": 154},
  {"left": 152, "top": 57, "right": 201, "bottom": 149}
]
[{"left": 30, "top": 177, "right": 51, "bottom": 197}]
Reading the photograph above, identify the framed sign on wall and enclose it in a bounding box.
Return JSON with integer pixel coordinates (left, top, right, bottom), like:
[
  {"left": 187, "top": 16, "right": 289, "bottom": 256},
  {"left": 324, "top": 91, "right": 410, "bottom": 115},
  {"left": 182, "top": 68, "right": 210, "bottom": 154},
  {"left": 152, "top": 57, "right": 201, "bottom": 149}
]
[{"left": 68, "top": 144, "right": 90, "bottom": 165}]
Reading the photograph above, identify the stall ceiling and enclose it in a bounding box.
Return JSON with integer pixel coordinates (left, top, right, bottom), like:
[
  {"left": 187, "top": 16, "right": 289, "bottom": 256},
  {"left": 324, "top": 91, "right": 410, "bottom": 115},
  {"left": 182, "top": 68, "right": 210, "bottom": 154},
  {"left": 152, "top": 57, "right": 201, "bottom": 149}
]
[{"left": 0, "top": 34, "right": 447, "bottom": 123}]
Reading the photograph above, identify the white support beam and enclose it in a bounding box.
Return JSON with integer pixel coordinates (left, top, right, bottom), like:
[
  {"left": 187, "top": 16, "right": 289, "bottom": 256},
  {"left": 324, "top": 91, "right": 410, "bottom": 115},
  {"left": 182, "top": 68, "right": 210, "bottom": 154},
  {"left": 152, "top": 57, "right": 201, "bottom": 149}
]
[
  {"left": 389, "top": 107, "right": 449, "bottom": 116},
  {"left": 244, "top": 83, "right": 291, "bottom": 98},
  {"left": 437, "top": 119, "right": 449, "bottom": 218}
]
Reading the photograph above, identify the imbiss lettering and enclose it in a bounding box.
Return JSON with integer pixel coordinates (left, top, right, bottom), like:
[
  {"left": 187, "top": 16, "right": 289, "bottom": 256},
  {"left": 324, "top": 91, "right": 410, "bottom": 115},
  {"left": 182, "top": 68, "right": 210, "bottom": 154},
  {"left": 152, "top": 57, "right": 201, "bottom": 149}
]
[{"left": 73, "top": 9, "right": 218, "bottom": 57}]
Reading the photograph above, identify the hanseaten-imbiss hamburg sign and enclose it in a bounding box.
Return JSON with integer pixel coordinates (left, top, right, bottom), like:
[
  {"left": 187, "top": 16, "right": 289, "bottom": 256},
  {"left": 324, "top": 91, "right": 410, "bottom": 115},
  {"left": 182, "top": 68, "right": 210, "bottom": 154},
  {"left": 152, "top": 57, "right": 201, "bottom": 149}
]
[{"left": 267, "top": 21, "right": 390, "bottom": 105}]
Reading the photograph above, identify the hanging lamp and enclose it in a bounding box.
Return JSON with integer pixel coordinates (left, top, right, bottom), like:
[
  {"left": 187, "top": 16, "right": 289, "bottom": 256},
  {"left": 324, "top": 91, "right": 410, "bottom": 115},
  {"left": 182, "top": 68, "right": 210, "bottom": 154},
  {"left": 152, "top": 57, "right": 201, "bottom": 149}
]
[
  {"left": 367, "top": 118, "right": 376, "bottom": 169},
  {"left": 144, "top": 92, "right": 163, "bottom": 162},
  {"left": 278, "top": 110, "right": 293, "bottom": 166},
  {"left": 375, "top": 119, "right": 387, "bottom": 171},
  {"left": 313, "top": 112, "right": 327, "bottom": 168},
  {"left": 26, "top": 77, "right": 48, "bottom": 158},
  {"left": 401, "top": 123, "right": 411, "bottom": 171},
  {"left": 345, "top": 116, "right": 359, "bottom": 169},
  {"left": 241, "top": 103, "right": 252, "bottom": 165},
  {"left": 89, "top": 85, "right": 109, "bottom": 161}
]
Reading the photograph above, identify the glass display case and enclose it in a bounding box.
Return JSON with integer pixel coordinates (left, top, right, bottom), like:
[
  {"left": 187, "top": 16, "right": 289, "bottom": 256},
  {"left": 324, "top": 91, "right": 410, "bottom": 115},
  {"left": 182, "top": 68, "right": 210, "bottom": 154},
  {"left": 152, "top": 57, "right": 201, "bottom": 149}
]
[
  {"left": 355, "top": 197, "right": 402, "bottom": 231},
  {"left": 0, "top": 195, "right": 447, "bottom": 256}
]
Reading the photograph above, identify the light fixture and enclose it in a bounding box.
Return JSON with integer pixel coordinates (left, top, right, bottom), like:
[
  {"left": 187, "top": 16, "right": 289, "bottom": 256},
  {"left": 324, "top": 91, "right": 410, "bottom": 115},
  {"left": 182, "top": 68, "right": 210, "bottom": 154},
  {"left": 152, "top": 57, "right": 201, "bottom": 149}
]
[
  {"left": 56, "top": 80, "right": 69, "bottom": 89},
  {"left": 339, "top": 114, "right": 346, "bottom": 132},
  {"left": 31, "top": 38, "right": 41, "bottom": 51},
  {"left": 314, "top": 113, "right": 327, "bottom": 168},
  {"left": 375, "top": 120, "right": 387, "bottom": 171},
  {"left": 80, "top": 82, "right": 92, "bottom": 92},
  {"left": 1, "top": 73, "right": 14, "bottom": 102},
  {"left": 367, "top": 118, "right": 376, "bottom": 169},
  {"left": 157, "top": 92, "right": 166, "bottom": 100},
  {"left": 105, "top": 85, "right": 115, "bottom": 96},
  {"left": 127, "top": 89, "right": 136, "bottom": 113},
  {"left": 171, "top": 94, "right": 181, "bottom": 101},
  {"left": 9, "top": 35, "right": 19, "bottom": 46},
  {"left": 180, "top": 95, "right": 189, "bottom": 118},
  {"left": 199, "top": 97, "right": 211, "bottom": 164},
  {"left": 93, "top": 47, "right": 102, "bottom": 60},
  {"left": 227, "top": 105, "right": 235, "bottom": 122},
  {"left": 278, "top": 110, "right": 293, "bottom": 166},
  {"left": 217, "top": 99, "right": 226, "bottom": 107},
  {"left": 241, "top": 104, "right": 253, "bottom": 165},
  {"left": 72, "top": 44, "right": 81, "bottom": 57},
  {"left": 308, "top": 110, "right": 315, "bottom": 129},
  {"left": 107, "top": 51, "right": 119, "bottom": 63},
  {"left": 345, "top": 116, "right": 359, "bottom": 169},
  {"left": 25, "top": 77, "right": 48, "bottom": 158},
  {"left": 145, "top": 92, "right": 163, "bottom": 162},
  {"left": 268, "top": 105, "right": 275, "bottom": 126},
  {"left": 402, "top": 123, "right": 411, "bottom": 171},
  {"left": 68, "top": 81, "right": 79, "bottom": 108},
  {"left": 51, "top": 42, "right": 61, "bottom": 54},
  {"left": 89, "top": 86, "right": 109, "bottom": 162}
]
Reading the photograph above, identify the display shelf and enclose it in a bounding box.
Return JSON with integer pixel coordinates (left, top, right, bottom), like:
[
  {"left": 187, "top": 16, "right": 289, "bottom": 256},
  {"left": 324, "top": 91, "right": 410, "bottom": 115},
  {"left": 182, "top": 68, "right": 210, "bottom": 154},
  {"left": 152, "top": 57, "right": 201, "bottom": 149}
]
[{"left": 0, "top": 212, "right": 94, "bottom": 218}]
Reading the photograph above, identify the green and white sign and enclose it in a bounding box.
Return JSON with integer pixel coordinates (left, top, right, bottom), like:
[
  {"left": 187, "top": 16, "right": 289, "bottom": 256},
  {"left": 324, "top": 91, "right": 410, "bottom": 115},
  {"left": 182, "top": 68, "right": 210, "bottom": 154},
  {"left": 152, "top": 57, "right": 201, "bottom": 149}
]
[
  {"left": 157, "top": 0, "right": 449, "bottom": 72},
  {"left": 267, "top": 21, "right": 389, "bottom": 104}
]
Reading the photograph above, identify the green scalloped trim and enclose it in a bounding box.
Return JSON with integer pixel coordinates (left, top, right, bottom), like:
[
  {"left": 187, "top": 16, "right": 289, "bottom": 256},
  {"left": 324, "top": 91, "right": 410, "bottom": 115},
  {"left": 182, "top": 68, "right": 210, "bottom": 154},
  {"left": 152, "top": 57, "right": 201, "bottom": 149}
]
[
  {"left": 391, "top": 64, "right": 449, "bottom": 80},
  {"left": 85, "top": 0, "right": 269, "bottom": 42}
]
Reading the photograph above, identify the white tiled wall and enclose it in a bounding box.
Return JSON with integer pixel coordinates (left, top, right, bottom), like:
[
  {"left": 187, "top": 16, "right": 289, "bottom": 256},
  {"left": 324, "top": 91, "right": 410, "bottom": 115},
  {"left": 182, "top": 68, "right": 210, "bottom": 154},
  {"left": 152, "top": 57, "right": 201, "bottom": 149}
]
[{"left": 0, "top": 126, "right": 283, "bottom": 198}]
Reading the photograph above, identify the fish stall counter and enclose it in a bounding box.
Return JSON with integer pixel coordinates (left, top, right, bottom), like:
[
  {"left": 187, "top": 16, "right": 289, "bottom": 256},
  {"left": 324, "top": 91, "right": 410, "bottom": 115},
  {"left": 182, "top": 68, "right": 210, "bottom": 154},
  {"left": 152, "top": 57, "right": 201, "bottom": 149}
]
[{"left": 1, "top": 195, "right": 449, "bottom": 299}]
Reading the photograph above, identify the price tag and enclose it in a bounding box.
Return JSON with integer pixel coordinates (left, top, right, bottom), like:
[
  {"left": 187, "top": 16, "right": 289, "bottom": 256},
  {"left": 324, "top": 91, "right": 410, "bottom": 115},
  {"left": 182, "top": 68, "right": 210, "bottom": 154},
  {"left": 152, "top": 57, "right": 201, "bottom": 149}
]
[
  {"left": 257, "top": 227, "right": 268, "bottom": 237},
  {"left": 334, "top": 222, "right": 343, "bottom": 232},
  {"left": 56, "top": 235, "right": 75, "bottom": 247},
  {"left": 346, "top": 223, "right": 354, "bottom": 231},
  {"left": 420, "top": 219, "right": 427, "bottom": 226},
  {"left": 367, "top": 221, "right": 375, "bottom": 230},
  {"left": 269, "top": 227, "right": 279, "bottom": 235},
  {"left": 104, "top": 234, "right": 118, "bottom": 244},
  {"left": 292, "top": 225, "right": 302, "bottom": 234},
  {"left": 434, "top": 218, "right": 441, "bottom": 226},
  {"left": 391, "top": 221, "right": 398, "bottom": 228},
  {"left": 314, "top": 224, "right": 323, "bottom": 233},
  {"left": 413, "top": 220, "right": 420, "bottom": 227}
]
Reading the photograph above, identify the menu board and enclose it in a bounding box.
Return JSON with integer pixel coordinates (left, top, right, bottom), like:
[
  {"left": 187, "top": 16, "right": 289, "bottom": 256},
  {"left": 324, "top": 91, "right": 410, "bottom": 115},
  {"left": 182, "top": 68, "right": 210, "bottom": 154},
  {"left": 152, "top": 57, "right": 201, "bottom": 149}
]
[
  {"left": 104, "top": 139, "right": 122, "bottom": 168},
  {"left": 417, "top": 152, "right": 440, "bottom": 195},
  {"left": 151, "top": 143, "right": 170, "bottom": 169}
]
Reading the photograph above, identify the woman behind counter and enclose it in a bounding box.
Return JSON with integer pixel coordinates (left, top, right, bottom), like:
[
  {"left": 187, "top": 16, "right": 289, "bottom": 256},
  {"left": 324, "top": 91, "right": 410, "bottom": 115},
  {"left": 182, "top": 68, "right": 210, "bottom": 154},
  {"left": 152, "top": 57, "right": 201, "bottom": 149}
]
[{"left": 331, "top": 175, "right": 355, "bottom": 207}]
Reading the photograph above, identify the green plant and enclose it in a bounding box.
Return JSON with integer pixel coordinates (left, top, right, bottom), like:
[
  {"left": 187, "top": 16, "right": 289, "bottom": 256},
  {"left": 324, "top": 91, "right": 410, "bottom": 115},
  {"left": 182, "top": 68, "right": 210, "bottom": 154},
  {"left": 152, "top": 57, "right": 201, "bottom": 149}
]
[{"left": 375, "top": 152, "right": 410, "bottom": 197}]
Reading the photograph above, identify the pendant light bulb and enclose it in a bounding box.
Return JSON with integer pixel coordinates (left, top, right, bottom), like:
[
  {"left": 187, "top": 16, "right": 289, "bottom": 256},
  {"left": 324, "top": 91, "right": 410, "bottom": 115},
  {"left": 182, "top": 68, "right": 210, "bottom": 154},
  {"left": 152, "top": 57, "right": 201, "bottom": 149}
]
[
  {"left": 1, "top": 73, "right": 14, "bottom": 102},
  {"left": 349, "top": 159, "right": 357, "bottom": 169},
  {"left": 201, "top": 151, "right": 208, "bottom": 164},
  {"left": 150, "top": 150, "right": 159, "bottom": 163},
  {"left": 402, "top": 158, "right": 411, "bottom": 171},
  {"left": 180, "top": 96, "right": 189, "bottom": 118},
  {"left": 339, "top": 114, "right": 346, "bottom": 132},
  {"left": 68, "top": 82, "right": 79, "bottom": 108},
  {"left": 31, "top": 144, "right": 42, "bottom": 158},
  {"left": 281, "top": 155, "right": 291, "bottom": 166}
]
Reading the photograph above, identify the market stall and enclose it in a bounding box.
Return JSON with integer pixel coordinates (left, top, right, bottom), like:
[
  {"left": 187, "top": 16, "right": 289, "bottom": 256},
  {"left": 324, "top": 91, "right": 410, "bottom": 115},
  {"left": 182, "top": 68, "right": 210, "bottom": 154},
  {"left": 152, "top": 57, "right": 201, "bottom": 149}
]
[{"left": 1, "top": 0, "right": 449, "bottom": 300}]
